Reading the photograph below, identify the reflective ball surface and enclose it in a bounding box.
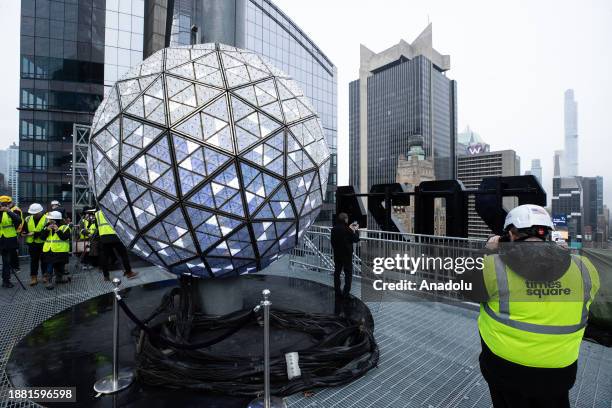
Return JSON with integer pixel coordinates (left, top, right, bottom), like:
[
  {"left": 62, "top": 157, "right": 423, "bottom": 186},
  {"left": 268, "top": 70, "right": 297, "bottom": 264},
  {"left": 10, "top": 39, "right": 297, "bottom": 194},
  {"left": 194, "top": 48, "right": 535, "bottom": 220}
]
[{"left": 88, "top": 44, "right": 330, "bottom": 277}]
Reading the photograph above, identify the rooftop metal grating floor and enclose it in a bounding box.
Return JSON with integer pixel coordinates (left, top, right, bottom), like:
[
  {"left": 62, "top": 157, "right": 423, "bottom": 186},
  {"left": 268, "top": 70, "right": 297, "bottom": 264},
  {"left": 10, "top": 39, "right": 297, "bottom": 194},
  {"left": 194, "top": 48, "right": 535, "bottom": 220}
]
[{"left": 1, "top": 258, "right": 610, "bottom": 408}]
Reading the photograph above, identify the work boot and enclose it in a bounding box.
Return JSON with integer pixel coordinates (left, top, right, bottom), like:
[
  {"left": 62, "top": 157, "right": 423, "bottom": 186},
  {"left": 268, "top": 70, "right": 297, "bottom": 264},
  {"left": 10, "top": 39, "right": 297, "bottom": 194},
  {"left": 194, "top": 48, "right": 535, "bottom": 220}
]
[
  {"left": 124, "top": 271, "right": 138, "bottom": 280},
  {"left": 42, "top": 274, "right": 49, "bottom": 284},
  {"left": 30, "top": 276, "right": 38, "bottom": 286},
  {"left": 2, "top": 281, "right": 14, "bottom": 289},
  {"left": 45, "top": 279, "right": 54, "bottom": 290},
  {"left": 56, "top": 276, "right": 71, "bottom": 284}
]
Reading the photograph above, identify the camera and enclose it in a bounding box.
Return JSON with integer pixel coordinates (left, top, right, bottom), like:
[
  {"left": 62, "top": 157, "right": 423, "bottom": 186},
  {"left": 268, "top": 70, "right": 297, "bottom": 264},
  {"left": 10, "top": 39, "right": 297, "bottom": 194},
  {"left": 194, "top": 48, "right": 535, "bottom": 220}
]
[{"left": 499, "top": 231, "right": 511, "bottom": 242}]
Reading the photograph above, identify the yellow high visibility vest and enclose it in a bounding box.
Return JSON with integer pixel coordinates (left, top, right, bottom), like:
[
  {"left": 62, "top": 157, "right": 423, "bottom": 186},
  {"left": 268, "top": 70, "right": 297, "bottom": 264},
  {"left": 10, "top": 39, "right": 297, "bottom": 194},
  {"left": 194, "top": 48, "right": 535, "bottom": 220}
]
[
  {"left": 478, "top": 254, "right": 600, "bottom": 368},
  {"left": 95, "top": 210, "right": 116, "bottom": 237},
  {"left": 42, "top": 225, "right": 71, "bottom": 253},
  {"left": 0, "top": 212, "right": 17, "bottom": 238},
  {"left": 25, "top": 214, "right": 47, "bottom": 244},
  {"left": 79, "top": 219, "right": 97, "bottom": 239}
]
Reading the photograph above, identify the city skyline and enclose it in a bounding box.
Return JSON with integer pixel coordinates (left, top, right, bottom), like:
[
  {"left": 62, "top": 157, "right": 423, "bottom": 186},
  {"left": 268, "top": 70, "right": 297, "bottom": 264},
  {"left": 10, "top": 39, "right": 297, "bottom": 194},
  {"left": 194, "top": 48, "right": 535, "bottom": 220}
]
[{"left": 0, "top": 0, "right": 610, "bottom": 205}]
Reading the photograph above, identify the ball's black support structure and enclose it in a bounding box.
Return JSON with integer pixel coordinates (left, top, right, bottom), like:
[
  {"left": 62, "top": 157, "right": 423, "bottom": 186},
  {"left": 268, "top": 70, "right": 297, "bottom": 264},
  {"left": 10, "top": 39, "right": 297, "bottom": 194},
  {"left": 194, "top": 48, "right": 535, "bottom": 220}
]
[{"left": 6, "top": 275, "right": 377, "bottom": 408}]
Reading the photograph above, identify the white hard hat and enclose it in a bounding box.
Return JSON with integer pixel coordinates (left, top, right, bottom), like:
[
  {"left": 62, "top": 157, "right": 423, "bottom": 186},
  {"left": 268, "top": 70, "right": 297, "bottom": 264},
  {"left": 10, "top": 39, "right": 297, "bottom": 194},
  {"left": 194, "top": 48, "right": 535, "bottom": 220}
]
[
  {"left": 28, "top": 203, "right": 44, "bottom": 214},
  {"left": 47, "top": 211, "right": 63, "bottom": 220},
  {"left": 503, "top": 204, "right": 554, "bottom": 230},
  {"left": 50, "top": 200, "right": 60, "bottom": 206}
]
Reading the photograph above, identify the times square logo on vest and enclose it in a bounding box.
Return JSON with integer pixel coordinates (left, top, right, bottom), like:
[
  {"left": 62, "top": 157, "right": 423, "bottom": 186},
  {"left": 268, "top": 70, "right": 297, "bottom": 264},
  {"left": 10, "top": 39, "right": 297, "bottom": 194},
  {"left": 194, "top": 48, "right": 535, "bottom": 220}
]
[{"left": 525, "top": 280, "right": 572, "bottom": 298}]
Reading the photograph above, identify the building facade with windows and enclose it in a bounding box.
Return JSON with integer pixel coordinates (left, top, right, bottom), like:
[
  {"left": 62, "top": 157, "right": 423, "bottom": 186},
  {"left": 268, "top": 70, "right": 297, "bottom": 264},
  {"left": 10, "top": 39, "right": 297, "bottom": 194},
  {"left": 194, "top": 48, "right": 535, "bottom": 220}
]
[
  {"left": 0, "top": 144, "right": 20, "bottom": 203},
  {"left": 19, "top": 0, "right": 336, "bottom": 222},
  {"left": 349, "top": 24, "right": 456, "bottom": 204},
  {"left": 527, "top": 158, "right": 542, "bottom": 185},
  {"left": 552, "top": 176, "right": 583, "bottom": 241},
  {"left": 19, "top": 0, "right": 145, "bottom": 216},
  {"left": 457, "top": 150, "right": 520, "bottom": 239}
]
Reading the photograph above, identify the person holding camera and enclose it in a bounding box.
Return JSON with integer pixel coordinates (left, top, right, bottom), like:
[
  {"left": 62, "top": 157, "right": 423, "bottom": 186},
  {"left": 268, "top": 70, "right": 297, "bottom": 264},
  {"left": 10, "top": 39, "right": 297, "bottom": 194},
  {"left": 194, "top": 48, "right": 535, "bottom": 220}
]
[
  {"left": 465, "top": 204, "right": 600, "bottom": 408},
  {"left": 40, "top": 211, "right": 72, "bottom": 290},
  {"left": 5, "top": 197, "right": 23, "bottom": 272},
  {"left": 21, "top": 203, "right": 47, "bottom": 286},
  {"left": 94, "top": 209, "right": 137, "bottom": 281},
  {"left": 0, "top": 196, "right": 21, "bottom": 288},
  {"left": 78, "top": 207, "right": 98, "bottom": 269},
  {"left": 330, "top": 212, "right": 360, "bottom": 297}
]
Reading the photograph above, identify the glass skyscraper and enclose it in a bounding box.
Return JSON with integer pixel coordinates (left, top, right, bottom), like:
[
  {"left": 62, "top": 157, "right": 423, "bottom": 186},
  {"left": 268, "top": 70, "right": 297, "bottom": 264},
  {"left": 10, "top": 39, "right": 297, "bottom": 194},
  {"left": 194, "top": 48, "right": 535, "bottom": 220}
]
[
  {"left": 349, "top": 25, "right": 456, "bottom": 201},
  {"left": 19, "top": 0, "right": 336, "bottom": 222},
  {"left": 19, "top": 0, "right": 107, "bottom": 215}
]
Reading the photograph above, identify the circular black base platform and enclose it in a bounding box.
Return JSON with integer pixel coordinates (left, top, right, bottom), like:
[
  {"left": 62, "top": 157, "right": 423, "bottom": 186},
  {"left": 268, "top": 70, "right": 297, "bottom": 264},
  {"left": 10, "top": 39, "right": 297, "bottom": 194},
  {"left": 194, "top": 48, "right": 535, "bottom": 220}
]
[{"left": 6, "top": 275, "right": 373, "bottom": 407}]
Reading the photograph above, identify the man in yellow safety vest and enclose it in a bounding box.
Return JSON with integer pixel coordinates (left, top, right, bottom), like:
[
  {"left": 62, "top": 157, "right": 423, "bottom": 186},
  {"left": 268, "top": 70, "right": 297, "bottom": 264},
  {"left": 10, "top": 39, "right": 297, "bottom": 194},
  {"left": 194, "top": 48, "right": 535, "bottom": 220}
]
[
  {"left": 471, "top": 204, "right": 600, "bottom": 408},
  {"left": 21, "top": 203, "right": 47, "bottom": 286},
  {"left": 5, "top": 197, "right": 23, "bottom": 272},
  {"left": 77, "top": 207, "right": 98, "bottom": 270},
  {"left": 40, "top": 211, "right": 72, "bottom": 290},
  {"left": 0, "top": 195, "right": 21, "bottom": 288},
  {"left": 94, "top": 209, "right": 137, "bottom": 281}
]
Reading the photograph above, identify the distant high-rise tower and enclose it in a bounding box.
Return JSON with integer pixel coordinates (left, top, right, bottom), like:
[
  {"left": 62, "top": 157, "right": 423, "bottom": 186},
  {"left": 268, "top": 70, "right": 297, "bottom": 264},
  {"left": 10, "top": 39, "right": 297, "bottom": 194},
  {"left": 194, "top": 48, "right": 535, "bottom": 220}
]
[
  {"left": 563, "top": 89, "right": 578, "bottom": 177},
  {"left": 530, "top": 159, "right": 542, "bottom": 184},
  {"left": 0, "top": 143, "right": 19, "bottom": 203},
  {"left": 349, "top": 24, "right": 457, "bottom": 201},
  {"left": 553, "top": 150, "right": 563, "bottom": 177}
]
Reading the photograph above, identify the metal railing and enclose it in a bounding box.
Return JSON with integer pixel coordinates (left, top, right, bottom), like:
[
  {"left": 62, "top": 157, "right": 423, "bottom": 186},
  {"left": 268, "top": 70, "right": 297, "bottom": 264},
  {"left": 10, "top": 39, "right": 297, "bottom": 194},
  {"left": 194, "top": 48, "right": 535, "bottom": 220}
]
[{"left": 289, "top": 226, "right": 488, "bottom": 301}]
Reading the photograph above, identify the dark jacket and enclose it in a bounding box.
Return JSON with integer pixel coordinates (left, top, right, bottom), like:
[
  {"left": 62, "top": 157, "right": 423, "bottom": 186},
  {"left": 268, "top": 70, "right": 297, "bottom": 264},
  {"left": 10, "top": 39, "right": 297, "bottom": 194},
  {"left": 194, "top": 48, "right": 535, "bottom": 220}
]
[
  {"left": 40, "top": 225, "right": 72, "bottom": 264},
  {"left": 331, "top": 222, "right": 359, "bottom": 259},
  {"left": 0, "top": 210, "right": 22, "bottom": 250}
]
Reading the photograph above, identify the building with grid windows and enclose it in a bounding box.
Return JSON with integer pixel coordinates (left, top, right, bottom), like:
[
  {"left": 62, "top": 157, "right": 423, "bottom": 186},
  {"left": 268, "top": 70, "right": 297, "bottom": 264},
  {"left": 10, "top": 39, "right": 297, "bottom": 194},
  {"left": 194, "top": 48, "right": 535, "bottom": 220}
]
[
  {"left": 349, "top": 24, "right": 456, "bottom": 211},
  {"left": 457, "top": 150, "right": 520, "bottom": 239},
  {"left": 18, "top": 0, "right": 145, "bottom": 216},
  {"left": 0, "top": 144, "right": 19, "bottom": 204},
  {"left": 526, "top": 158, "right": 542, "bottom": 185},
  {"left": 19, "top": 0, "right": 336, "bottom": 223},
  {"left": 552, "top": 176, "right": 583, "bottom": 241},
  {"left": 553, "top": 175, "right": 605, "bottom": 243}
]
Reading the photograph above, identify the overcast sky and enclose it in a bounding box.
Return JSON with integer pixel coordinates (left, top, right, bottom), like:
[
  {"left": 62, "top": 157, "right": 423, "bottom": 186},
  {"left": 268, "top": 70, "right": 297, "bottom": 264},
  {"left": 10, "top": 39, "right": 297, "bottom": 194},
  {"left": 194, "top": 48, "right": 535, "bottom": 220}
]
[{"left": 1, "top": 0, "right": 610, "bottom": 206}]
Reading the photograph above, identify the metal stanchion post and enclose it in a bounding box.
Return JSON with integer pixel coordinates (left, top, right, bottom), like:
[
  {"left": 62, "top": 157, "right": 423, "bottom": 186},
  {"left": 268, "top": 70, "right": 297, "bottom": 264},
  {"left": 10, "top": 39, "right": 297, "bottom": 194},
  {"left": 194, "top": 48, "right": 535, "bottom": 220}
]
[
  {"left": 247, "top": 289, "right": 287, "bottom": 408},
  {"left": 93, "top": 278, "right": 135, "bottom": 394}
]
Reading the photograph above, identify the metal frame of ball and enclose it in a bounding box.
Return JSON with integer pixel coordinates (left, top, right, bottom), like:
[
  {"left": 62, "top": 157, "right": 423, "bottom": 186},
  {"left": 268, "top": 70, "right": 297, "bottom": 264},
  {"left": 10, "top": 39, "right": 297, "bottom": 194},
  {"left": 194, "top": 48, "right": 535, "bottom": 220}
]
[{"left": 88, "top": 43, "right": 330, "bottom": 278}]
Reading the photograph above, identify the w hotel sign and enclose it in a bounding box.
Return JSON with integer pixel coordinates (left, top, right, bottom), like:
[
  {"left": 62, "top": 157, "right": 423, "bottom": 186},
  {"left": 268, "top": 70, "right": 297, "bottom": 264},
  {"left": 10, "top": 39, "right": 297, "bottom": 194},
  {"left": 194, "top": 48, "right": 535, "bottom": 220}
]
[{"left": 466, "top": 143, "right": 490, "bottom": 155}]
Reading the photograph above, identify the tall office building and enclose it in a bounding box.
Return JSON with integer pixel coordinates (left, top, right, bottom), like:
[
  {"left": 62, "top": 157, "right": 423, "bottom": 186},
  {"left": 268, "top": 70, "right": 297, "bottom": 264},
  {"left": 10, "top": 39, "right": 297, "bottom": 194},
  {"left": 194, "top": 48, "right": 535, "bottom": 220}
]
[
  {"left": 349, "top": 24, "right": 456, "bottom": 198},
  {"left": 143, "top": 0, "right": 337, "bottom": 223},
  {"left": 552, "top": 176, "right": 582, "bottom": 241},
  {"left": 581, "top": 176, "right": 604, "bottom": 242},
  {"left": 528, "top": 159, "right": 542, "bottom": 185},
  {"left": 457, "top": 150, "right": 520, "bottom": 239},
  {"left": 563, "top": 89, "right": 578, "bottom": 177},
  {"left": 553, "top": 149, "right": 563, "bottom": 177},
  {"left": 19, "top": 0, "right": 337, "bottom": 222},
  {"left": 19, "top": 0, "right": 145, "bottom": 216},
  {"left": 0, "top": 143, "right": 19, "bottom": 203}
]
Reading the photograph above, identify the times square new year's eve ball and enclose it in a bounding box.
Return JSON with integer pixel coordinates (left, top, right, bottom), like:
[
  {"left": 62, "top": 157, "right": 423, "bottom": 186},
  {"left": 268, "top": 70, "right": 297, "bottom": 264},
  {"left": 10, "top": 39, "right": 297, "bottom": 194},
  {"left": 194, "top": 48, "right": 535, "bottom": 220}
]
[{"left": 88, "top": 44, "right": 330, "bottom": 278}]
